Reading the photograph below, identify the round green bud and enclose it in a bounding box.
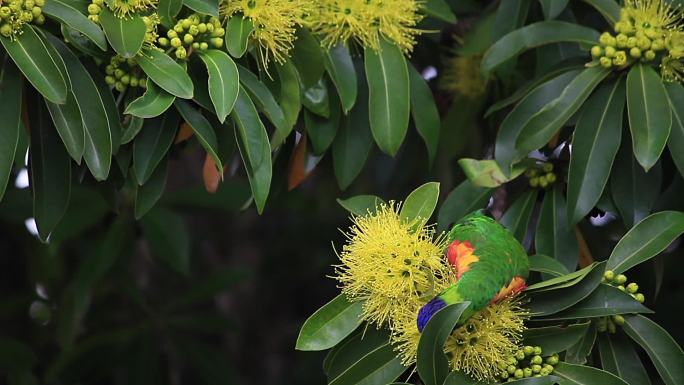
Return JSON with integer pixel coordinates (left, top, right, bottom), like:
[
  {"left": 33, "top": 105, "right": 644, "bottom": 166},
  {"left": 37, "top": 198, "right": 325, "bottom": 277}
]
[
  {"left": 604, "top": 270, "right": 615, "bottom": 281},
  {"left": 539, "top": 176, "right": 549, "bottom": 188},
  {"left": 199, "top": 41, "right": 208, "bottom": 50},
  {"left": 525, "top": 169, "right": 538, "bottom": 178},
  {"left": 114, "top": 81, "right": 125, "bottom": 92},
  {"left": 500, "top": 371, "right": 510, "bottom": 379},
  {"left": 616, "top": 33, "right": 629, "bottom": 48},
  {"left": 192, "top": 42, "right": 200, "bottom": 49},
  {"left": 546, "top": 356, "right": 559, "bottom": 365},
  {"left": 644, "top": 50, "right": 656, "bottom": 60},
  {"left": 170, "top": 37, "right": 181, "bottom": 47},
  {"left": 105, "top": 65, "right": 114, "bottom": 75},
  {"left": 20, "top": 11, "right": 33, "bottom": 22},
  {"left": 630, "top": 47, "right": 642, "bottom": 58},
  {"left": 612, "top": 314, "right": 625, "bottom": 325},
  {"left": 173, "top": 23, "right": 184, "bottom": 33},
  {"left": 523, "top": 368, "right": 533, "bottom": 377},
  {"left": 534, "top": 374, "right": 542, "bottom": 378},
  {"left": 604, "top": 46, "right": 616, "bottom": 57},
  {"left": 515, "top": 369, "right": 524, "bottom": 379},
  {"left": 627, "top": 36, "right": 638, "bottom": 48},
  {"left": 533, "top": 346, "right": 542, "bottom": 355},
  {"left": 9, "top": 1, "right": 21, "bottom": 11},
  {"left": 540, "top": 368, "right": 550, "bottom": 376},
  {"left": 634, "top": 293, "right": 645, "bottom": 303},
  {"left": 523, "top": 346, "right": 534, "bottom": 356},
  {"left": 139, "top": 77, "right": 147, "bottom": 88},
  {"left": 532, "top": 364, "right": 542, "bottom": 374},
  {"left": 546, "top": 173, "right": 557, "bottom": 183},
  {"left": 25, "top": 0, "right": 35, "bottom": 9},
  {"left": 652, "top": 38, "right": 665, "bottom": 51},
  {"left": 87, "top": 14, "right": 98, "bottom": 23},
  {"left": 617, "top": 285, "right": 625, "bottom": 291},
  {"left": 613, "top": 50, "right": 627, "bottom": 66},
  {"left": 542, "top": 163, "right": 553, "bottom": 172},
  {"left": 181, "top": 18, "right": 192, "bottom": 29},
  {"left": 543, "top": 364, "right": 554, "bottom": 373},
  {"left": 507, "top": 365, "right": 517, "bottom": 374},
  {"left": 175, "top": 46, "right": 187, "bottom": 59},
  {"left": 507, "top": 357, "right": 518, "bottom": 366},
  {"left": 129, "top": 77, "right": 138, "bottom": 87},
  {"left": 615, "top": 274, "right": 627, "bottom": 284},
  {"left": 598, "top": 317, "right": 608, "bottom": 332},
  {"left": 637, "top": 36, "right": 651, "bottom": 50},
  {"left": 31, "top": 6, "right": 41, "bottom": 16},
  {"left": 198, "top": 22, "right": 207, "bottom": 33},
  {"left": 120, "top": 74, "right": 130, "bottom": 85},
  {"left": 608, "top": 320, "right": 617, "bottom": 333},
  {"left": 600, "top": 56, "right": 613, "bottom": 68},
  {"left": 158, "top": 37, "right": 169, "bottom": 46},
  {"left": 210, "top": 37, "right": 223, "bottom": 48},
  {"left": 104, "top": 75, "right": 115, "bottom": 85},
  {"left": 206, "top": 23, "right": 214, "bottom": 32},
  {"left": 188, "top": 24, "right": 199, "bottom": 35},
  {"left": 599, "top": 32, "right": 614, "bottom": 46},
  {"left": 626, "top": 282, "right": 639, "bottom": 293},
  {"left": 114, "top": 68, "right": 124, "bottom": 78},
  {"left": 188, "top": 14, "right": 200, "bottom": 24},
  {"left": 498, "top": 361, "right": 508, "bottom": 370},
  {"left": 183, "top": 33, "right": 194, "bottom": 44},
  {"left": 35, "top": 0, "right": 45, "bottom": 5},
  {"left": 531, "top": 355, "right": 543, "bottom": 365},
  {"left": 0, "top": 7, "right": 10, "bottom": 18},
  {"left": 529, "top": 177, "right": 539, "bottom": 188},
  {"left": 645, "top": 28, "right": 658, "bottom": 39},
  {"left": 87, "top": 3, "right": 100, "bottom": 14},
  {"left": 213, "top": 27, "right": 225, "bottom": 37},
  {"left": 167, "top": 29, "right": 177, "bottom": 38},
  {"left": 515, "top": 350, "right": 526, "bottom": 361}
]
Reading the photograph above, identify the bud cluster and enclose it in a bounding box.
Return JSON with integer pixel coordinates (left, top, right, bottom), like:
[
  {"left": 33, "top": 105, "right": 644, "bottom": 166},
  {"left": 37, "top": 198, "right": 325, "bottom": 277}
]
[
  {"left": 526, "top": 162, "right": 557, "bottom": 189},
  {"left": 104, "top": 55, "right": 148, "bottom": 92},
  {"left": 0, "top": 0, "right": 45, "bottom": 39},
  {"left": 157, "top": 14, "right": 224, "bottom": 59},
  {"left": 497, "top": 345, "right": 559, "bottom": 381},
  {"left": 597, "top": 270, "right": 645, "bottom": 333},
  {"left": 86, "top": 0, "right": 103, "bottom": 23}
]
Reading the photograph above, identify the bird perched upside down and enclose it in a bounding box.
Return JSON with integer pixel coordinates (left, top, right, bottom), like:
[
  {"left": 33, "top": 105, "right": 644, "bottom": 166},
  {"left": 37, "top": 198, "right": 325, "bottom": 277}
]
[{"left": 417, "top": 211, "right": 529, "bottom": 331}]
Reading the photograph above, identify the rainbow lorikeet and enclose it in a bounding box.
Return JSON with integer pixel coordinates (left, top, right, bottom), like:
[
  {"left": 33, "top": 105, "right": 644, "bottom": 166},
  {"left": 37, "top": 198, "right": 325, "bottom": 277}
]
[{"left": 417, "top": 211, "right": 529, "bottom": 331}]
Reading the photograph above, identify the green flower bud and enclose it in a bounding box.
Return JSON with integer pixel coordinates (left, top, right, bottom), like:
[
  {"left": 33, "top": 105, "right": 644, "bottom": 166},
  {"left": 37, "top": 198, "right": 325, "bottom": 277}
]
[
  {"left": 644, "top": 50, "right": 656, "bottom": 60},
  {"left": 192, "top": 42, "right": 200, "bottom": 49},
  {"left": 167, "top": 30, "right": 177, "bottom": 38},
  {"left": 645, "top": 28, "right": 658, "bottom": 39},
  {"left": 129, "top": 77, "right": 138, "bottom": 87},
  {"left": 31, "top": 6, "right": 41, "bottom": 16},
  {"left": 114, "top": 68, "right": 124, "bottom": 78},
  {"left": 529, "top": 177, "right": 539, "bottom": 188},
  {"left": 626, "top": 282, "right": 639, "bottom": 293},
  {"left": 114, "top": 81, "right": 125, "bottom": 92},
  {"left": 531, "top": 355, "right": 543, "bottom": 365},
  {"left": 25, "top": 0, "right": 35, "bottom": 9},
  {"left": 539, "top": 175, "right": 549, "bottom": 188},
  {"left": 199, "top": 41, "right": 208, "bottom": 50},
  {"left": 627, "top": 36, "right": 638, "bottom": 48},
  {"left": 87, "top": 14, "right": 98, "bottom": 23},
  {"left": 20, "top": 11, "right": 33, "bottom": 22},
  {"left": 540, "top": 368, "right": 550, "bottom": 376},
  {"left": 104, "top": 75, "right": 115, "bottom": 85},
  {"left": 210, "top": 37, "right": 223, "bottom": 48},
  {"left": 174, "top": 23, "right": 184, "bottom": 33},
  {"left": 515, "top": 369, "right": 524, "bottom": 379},
  {"left": 630, "top": 47, "right": 642, "bottom": 58},
  {"left": 652, "top": 38, "right": 665, "bottom": 51},
  {"left": 635, "top": 293, "right": 645, "bottom": 303},
  {"left": 637, "top": 36, "right": 651, "bottom": 50},
  {"left": 613, "top": 50, "right": 627, "bottom": 66},
  {"left": 598, "top": 317, "right": 608, "bottom": 332},
  {"left": 612, "top": 314, "right": 625, "bottom": 325},
  {"left": 542, "top": 163, "right": 553, "bottom": 172},
  {"left": 120, "top": 74, "right": 130, "bottom": 85},
  {"left": 87, "top": 3, "right": 100, "bottom": 14},
  {"left": 188, "top": 24, "right": 199, "bottom": 35},
  {"left": 615, "top": 274, "right": 627, "bottom": 284},
  {"left": 35, "top": 0, "right": 45, "bottom": 5},
  {"left": 534, "top": 374, "right": 542, "bottom": 378},
  {"left": 604, "top": 46, "right": 616, "bottom": 58},
  {"left": 183, "top": 33, "right": 194, "bottom": 44},
  {"left": 206, "top": 23, "right": 214, "bottom": 32},
  {"left": 533, "top": 346, "right": 542, "bottom": 355},
  {"left": 546, "top": 172, "right": 557, "bottom": 183},
  {"left": 105, "top": 65, "right": 114, "bottom": 75},
  {"left": 617, "top": 285, "right": 625, "bottom": 291},
  {"left": 158, "top": 37, "right": 169, "bottom": 46},
  {"left": 604, "top": 270, "right": 615, "bottom": 281},
  {"left": 181, "top": 18, "right": 192, "bottom": 29},
  {"left": 175, "top": 46, "right": 187, "bottom": 59},
  {"left": 523, "top": 368, "right": 533, "bottom": 377},
  {"left": 500, "top": 371, "right": 510, "bottom": 379},
  {"left": 0, "top": 7, "right": 10, "bottom": 18},
  {"left": 507, "top": 357, "right": 518, "bottom": 366},
  {"left": 599, "top": 32, "right": 614, "bottom": 46},
  {"left": 616, "top": 33, "right": 629, "bottom": 48},
  {"left": 608, "top": 319, "right": 617, "bottom": 333},
  {"left": 212, "top": 27, "right": 225, "bottom": 37},
  {"left": 198, "top": 22, "right": 207, "bottom": 33},
  {"left": 546, "top": 356, "right": 559, "bottom": 365},
  {"left": 523, "top": 346, "right": 534, "bottom": 356},
  {"left": 507, "top": 365, "right": 517, "bottom": 374},
  {"left": 543, "top": 364, "right": 554, "bottom": 373},
  {"left": 600, "top": 56, "right": 613, "bottom": 68},
  {"left": 170, "top": 37, "right": 182, "bottom": 47},
  {"left": 498, "top": 361, "right": 508, "bottom": 370},
  {"left": 188, "top": 14, "right": 200, "bottom": 24},
  {"left": 532, "top": 364, "right": 542, "bottom": 373},
  {"left": 515, "top": 350, "right": 526, "bottom": 361},
  {"left": 139, "top": 77, "right": 147, "bottom": 88}
]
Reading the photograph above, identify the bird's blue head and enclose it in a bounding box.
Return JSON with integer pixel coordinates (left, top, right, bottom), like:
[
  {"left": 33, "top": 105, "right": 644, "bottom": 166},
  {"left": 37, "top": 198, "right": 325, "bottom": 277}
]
[{"left": 416, "top": 296, "right": 447, "bottom": 332}]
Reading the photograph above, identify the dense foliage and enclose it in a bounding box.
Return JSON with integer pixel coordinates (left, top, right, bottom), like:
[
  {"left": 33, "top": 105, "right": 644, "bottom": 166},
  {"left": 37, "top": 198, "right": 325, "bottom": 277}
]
[{"left": 0, "top": 0, "right": 683, "bottom": 384}]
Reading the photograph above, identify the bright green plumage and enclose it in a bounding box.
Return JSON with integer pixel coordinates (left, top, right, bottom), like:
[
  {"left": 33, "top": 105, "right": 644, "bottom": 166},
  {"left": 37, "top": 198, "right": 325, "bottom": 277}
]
[{"left": 417, "top": 210, "right": 529, "bottom": 331}]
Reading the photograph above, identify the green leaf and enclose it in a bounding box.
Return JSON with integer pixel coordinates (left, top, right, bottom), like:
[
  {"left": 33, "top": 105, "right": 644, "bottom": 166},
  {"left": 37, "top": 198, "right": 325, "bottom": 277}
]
[
  {"left": 98, "top": 7, "right": 145, "bottom": 58},
  {"left": 236, "top": 65, "right": 288, "bottom": 134},
  {"left": 46, "top": 93, "right": 85, "bottom": 164},
  {"left": 400, "top": 182, "right": 439, "bottom": 227},
  {"left": 135, "top": 157, "right": 168, "bottom": 220},
  {"left": 607, "top": 210, "right": 684, "bottom": 273},
  {"left": 664, "top": 83, "right": 684, "bottom": 176},
  {"left": 516, "top": 66, "right": 609, "bottom": 155},
  {"left": 459, "top": 158, "right": 528, "bottom": 188},
  {"left": 175, "top": 99, "right": 222, "bottom": 170},
  {"left": 437, "top": 180, "right": 492, "bottom": 232},
  {"left": 416, "top": 303, "right": 471, "bottom": 385},
  {"left": 365, "top": 38, "right": 410, "bottom": 156},
  {"left": 527, "top": 262, "right": 597, "bottom": 292},
  {"left": 140, "top": 207, "right": 190, "bottom": 275},
  {"left": 0, "top": 54, "right": 21, "bottom": 201},
  {"left": 535, "top": 185, "right": 579, "bottom": 272},
  {"left": 528, "top": 254, "right": 570, "bottom": 277},
  {"left": 138, "top": 48, "right": 194, "bottom": 99},
  {"left": 627, "top": 64, "right": 672, "bottom": 171},
  {"left": 582, "top": 0, "right": 620, "bottom": 24},
  {"left": 50, "top": 36, "right": 114, "bottom": 181},
  {"left": 30, "top": 98, "right": 72, "bottom": 242},
  {"left": 328, "top": 342, "right": 405, "bottom": 385},
  {"left": 623, "top": 315, "right": 684, "bottom": 385},
  {"left": 539, "top": 0, "right": 568, "bottom": 19},
  {"left": 182, "top": 0, "right": 218, "bottom": 16},
  {"left": 198, "top": 49, "right": 239, "bottom": 123},
  {"left": 232, "top": 87, "right": 272, "bottom": 213},
  {"left": 541, "top": 284, "right": 653, "bottom": 320},
  {"left": 157, "top": 0, "right": 182, "bottom": 27},
  {"left": 1, "top": 26, "right": 67, "bottom": 104},
  {"left": 421, "top": 0, "right": 456, "bottom": 23},
  {"left": 554, "top": 362, "right": 628, "bottom": 385},
  {"left": 125, "top": 81, "right": 176, "bottom": 118},
  {"left": 496, "top": 70, "right": 579, "bottom": 174},
  {"left": 408, "top": 63, "right": 440, "bottom": 166},
  {"left": 528, "top": 262, "right": 605, "bottom": 316},
  {"left": 501, "top": 190, "right": 539, "bottom": 243},
  {"left": 295, "top": 295, "right": 363, "bottom": 351},
  {"left": 598, "top": 332, "right": 652, "bottom": 385},
  {"left": 225, "top": 15, "right": 253, "bottom": 57},
  {"left": 291, "top": 29, "right": 325, "bottom": 88},
  {"left": 324, "top": 43, "right": 357, "bottom": 113},
  {"left": 133, "top": 110, "right": 179, "bottom": 185},
  {"left": 481, "top": 22, "right": 599, "bottom": 74},
  {"left": 567, "top": 78, "right": 625, "bottom": 225},
  {"left": 324, "top": 328, "right": 390, "bottom": 380},
  {"left": 305, "top": 82, "right": 340, "bottom": 154},
  {"left": 523, "top": 322, "right": 591, "bottom": 354},
  {"left": 271, "top": 60, "right": 301, "bottom": 146},
  {"left": 120, "top": 115, "right": 144, "bottom": 144},
  {"left": 564, "top": 323, "right": 597, "bottom": 364},
  {"left": 302, "top": 77, "right": 330, "bottom": 119},
  {"left": 42, "top": 0, "right": 107, "bottom": 50},
  {"left": 337, "top": 195, "right": 386, "bottom": 216}
]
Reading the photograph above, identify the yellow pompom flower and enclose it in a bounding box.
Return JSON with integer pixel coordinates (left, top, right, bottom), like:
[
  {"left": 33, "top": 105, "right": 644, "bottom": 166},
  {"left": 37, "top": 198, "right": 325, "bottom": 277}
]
[
  {"left": 441, "top": 54, "right": 488, "bottom": 98},
  {"left": 220, "top": 0, "right": 312, "bottom": 69},
  {"left": 309, "top": 0, "right": 424, "bottom": 53},
  {"left": 335, "top": 202, "right": 453, "bottom": 328},
  {"left": 444, "top": 295, "right": 528, "bottom": 382},
  {"left": 106, "top": 0, "right": 157, "bottom": 18}
]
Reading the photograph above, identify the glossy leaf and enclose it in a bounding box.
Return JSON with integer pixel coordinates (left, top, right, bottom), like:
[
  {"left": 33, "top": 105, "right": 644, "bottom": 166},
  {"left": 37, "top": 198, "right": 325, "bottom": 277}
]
[
  {"left": 140, "top": 207, "right": 190, "bottom": 275},
  {"left": 607, "top": 211, "right": 684, "bottom": 273},
  {"left": 400, "top": 182, "right": 439, "bottom": 227},
  {"left": 567, "top": 78, "right": 625, "bottom": 225},
  {"left": 125, "top": 81, "right": 176, "bottom": 118},
  {"left": 237, "top": 65, "right": 288, "bottom": 134},
  {"left": 198, "top": 50, "right": 239, "bottom": 123},
  {"left": 175, "top": 99, "right": 222, "bottom": 171},
  {"left": 42, "top": 0, "right": 107, "bottom": 50},
  {"left": 527, "top": 262, "right": 604, "bottom": 316},
  {"left": 337, "top": 195, "right": 386, "bottom": 216},
  {"left": 138, "top": 48, "right": 194, "bottom": 99},
  {"left": 408, "top": 63, "right": 440, "bottom": 166},
  {"left": 501, "top": 190, "right": 539, "bottom": 242},
  {"left": 1, "top": 26, "right": 67, "bottom": 104},
  {"left": 324, "top": 43, "right": 357, "bottom": 113},
  {"left": 437, "top": 180, "right": 492, "bottom": 232},
  {"left": 582, "top": 0, "right": 620, "bottom": 24},
  {"left": 481, "top": 22, "right": 599, "bottom": 74},
  {"left": 158, "top": 0, "right": 182, "bottom": 27},
  {"left": 295, "top": 295, "right": 363, "bottom": 351},
  {"left": 539, "top": 0, "right": 568, "bottom": 19},
  {"left": 422, "top": 0, "right": 456, "bottom": 23},
  {"left": 459, "top": 158, "right": 528, "bottom": 188},
  {"left": 626, "top": 64, "right": 672, "bottom": 171},
  {"left": 133, "top": 110, "right": 179, "bottom": 185},
  {"left": 306, "top": 83, "right": 340, "bottom": 154},
  {"left": 232, "top": 87, "right": 272, "bottom": 213},
  {"left": 365, "top": 38, "right": 410, "bottom": 156},
  {"left": 664, "top": 83, "right": 684, "bottom": 176},
  {"left": 0, "top": 55, "right": 22, "bottom": 201},
  {"left": 291, "top": 29, "right": 325, "bottom": 88},
  {"left": 523, "top": 322, "right": 591, "bottom": 354},
  {"left": 528, "top": 254, "right": 570, "bottom": 277},
  {"left": 598, "top": 332, "right": 652, "bottom": 385},
  {"left": 182, "top": 0, "right": 218, "bottom": 16},
  {"left": 554, "top": 362, "right": 628, "bottom": 385},
  {"left": 324, "top": 328, "right": 390, "bottom": 380},
  {"left": 135, "top": 157, "right": 168, "bottom": 219},
  {"left": 46, "top": 93, "right": 85, "bottom": 164},
  {"left": 535, "top": 185, "right": 579, "bottom": 272},
  {"left": 225, "top": 15, "right": 253, "bottom": 57},
  {"left": 98, "top": 7, "right": 146, "bottom": 58},
  {"left": 271, "top": 61, "right": 301, "bottom": 146},
  {"left": 527, "top": 262, "right": 597, "bottom": 291},
  {"left": 120, "top": 115, "right": 144, "bottom": 144},
  {"left": 328, "top": 342, "right": 404, "bottom": 385},
  {"left": 564, "top": 322, "right": 597, "bottom": 364},
  {"left": 516, "top": 66, "right": 609, "bottom": 156},
  {"left": 541, "top": 284, "right": 653, "bottom": 320},
  {"left": 623, "top": 315, "right": 684, "bottom": 385}
]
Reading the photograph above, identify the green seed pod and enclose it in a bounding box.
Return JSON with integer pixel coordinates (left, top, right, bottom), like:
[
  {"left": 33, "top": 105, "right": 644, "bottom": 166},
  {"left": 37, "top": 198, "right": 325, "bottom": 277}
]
[
  {"left": 635, "top": 293, "right": 645, "bottom": 303},
  {"left": 183, "top": 33, "right": 194, "bottom": 44},
  {"left": 615, "top": 274, "right": 627, "bottom": 284},
  {"left": 515, "top": 369, "right": 524, "bottom": 379},
  {"left": 612, "top": 314, "right": 625, "bottom": 325},
  {"left": 532, "top": 364, "right": 542, "bottom": 374},
  {"left": 626, "top": 282, "right": 639, "bottom": 293},
  {"left": 600, "top": 56, "right": 613, "bottom": 68},
  {"left": 630, "top": 47, "right": 642, "bottom": 58}
]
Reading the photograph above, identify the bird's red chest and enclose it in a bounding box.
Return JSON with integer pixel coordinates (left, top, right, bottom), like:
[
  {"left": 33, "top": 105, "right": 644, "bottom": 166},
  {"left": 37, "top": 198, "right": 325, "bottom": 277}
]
[{"left": 446, "top": 240, "right": 480, "bottom": 279}]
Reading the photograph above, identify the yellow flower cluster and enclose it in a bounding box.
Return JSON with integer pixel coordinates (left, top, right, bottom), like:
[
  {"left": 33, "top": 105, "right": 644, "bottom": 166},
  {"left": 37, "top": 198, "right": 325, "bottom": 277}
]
[
  {"left": 87, "top": 0, "right": 157, "bottom": 21},
  {"left": 220, "top": 0, "right": 312, "bottom": 69},
  {"left": 590, "top": 0, "right": 684, "bottom": 81},
  {"left": 0, "top": 0, "right": 45, "bottom": 40},
  {"left": 440, "top": 54, "right": 487, "bottom": 98},
  {"left": 308, "top": 0, "right": 423, "bottom": 53}
]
